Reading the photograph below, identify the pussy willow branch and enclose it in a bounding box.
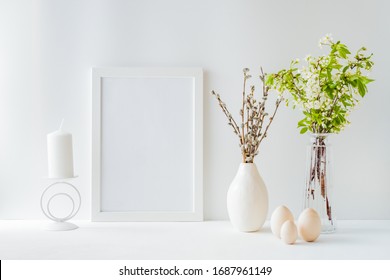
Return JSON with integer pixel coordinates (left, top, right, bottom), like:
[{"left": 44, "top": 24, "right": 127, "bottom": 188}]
[
  {"left": 256, "top": 97, "right": 282, "bottom": 154},
  {"left": 212, "top": 68, "right": 282, "bottom": 163},
  {"left": 256, "top": 68, "right": 268, "bottom": 139},
  {"left": 211, "top": 90, "right": 242, "bottom": 144},
  {"left": 241, "top": 74, "right": 248, "bottom": 162}
]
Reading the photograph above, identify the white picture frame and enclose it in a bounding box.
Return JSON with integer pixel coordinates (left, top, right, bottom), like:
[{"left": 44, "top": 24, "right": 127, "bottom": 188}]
[{"left": 92, "top": 67, "right": 203, "bottom": 221}]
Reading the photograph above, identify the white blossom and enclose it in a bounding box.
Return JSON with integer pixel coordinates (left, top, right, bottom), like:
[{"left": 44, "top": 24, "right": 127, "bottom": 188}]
[{"left": 319, "top": 33, "right": 333, "bottom": 47}]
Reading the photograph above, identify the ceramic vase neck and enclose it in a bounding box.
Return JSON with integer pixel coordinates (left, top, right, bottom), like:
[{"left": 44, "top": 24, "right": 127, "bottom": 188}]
[{"left": 238, "top": 163, "right": 258, "bottom": 173}]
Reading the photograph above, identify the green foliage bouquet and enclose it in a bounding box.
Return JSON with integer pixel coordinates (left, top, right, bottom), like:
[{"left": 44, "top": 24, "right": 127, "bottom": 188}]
[{"left": 266, "top": 34, "right": 374, "bottom": 134}]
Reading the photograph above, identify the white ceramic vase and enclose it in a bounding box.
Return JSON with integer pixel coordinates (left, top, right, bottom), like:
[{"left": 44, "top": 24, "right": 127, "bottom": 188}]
[{"left": 227, "top": 163, "right": 268, "bottom": 232}]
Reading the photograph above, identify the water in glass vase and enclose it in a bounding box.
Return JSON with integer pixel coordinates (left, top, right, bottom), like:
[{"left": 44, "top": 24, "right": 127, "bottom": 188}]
[{"left": 305, "top": 133, "right": 336, "bottom": 233}]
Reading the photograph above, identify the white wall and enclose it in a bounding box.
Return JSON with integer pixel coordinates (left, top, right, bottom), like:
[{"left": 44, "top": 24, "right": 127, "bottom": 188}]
[{"left": 0, "top": 0, "right": 389, "bottom": 220}]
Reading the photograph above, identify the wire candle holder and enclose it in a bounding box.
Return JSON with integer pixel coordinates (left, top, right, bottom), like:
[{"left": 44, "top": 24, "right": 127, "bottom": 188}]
[{"left": 40, "top": 180, "right": 81, "bottom": 231}]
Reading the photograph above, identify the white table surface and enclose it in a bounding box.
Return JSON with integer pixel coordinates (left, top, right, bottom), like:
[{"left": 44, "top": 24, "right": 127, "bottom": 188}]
[{"left": 0, "top": 220, "right": 389, "bottom": 260}]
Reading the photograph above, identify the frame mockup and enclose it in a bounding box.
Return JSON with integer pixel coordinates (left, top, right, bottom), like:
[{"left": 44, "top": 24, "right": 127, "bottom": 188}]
[{"left": 92, "top": 68, "right": 203, "bottom": 221}]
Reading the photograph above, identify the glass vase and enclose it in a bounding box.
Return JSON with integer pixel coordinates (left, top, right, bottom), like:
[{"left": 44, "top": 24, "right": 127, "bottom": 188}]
[{"left": 304, "top": 133, "right": 336, "bottom": 233}]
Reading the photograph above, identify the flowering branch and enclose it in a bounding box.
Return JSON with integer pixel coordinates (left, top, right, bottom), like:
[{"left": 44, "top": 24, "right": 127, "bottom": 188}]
[{"left": 266, "top": 34, "right": 374, "bottom": 134}]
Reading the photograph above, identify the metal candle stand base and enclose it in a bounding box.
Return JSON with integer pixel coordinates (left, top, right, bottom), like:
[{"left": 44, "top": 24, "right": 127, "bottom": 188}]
[{"left": 40, "top": 181, "right": 81, "bottom": 231}]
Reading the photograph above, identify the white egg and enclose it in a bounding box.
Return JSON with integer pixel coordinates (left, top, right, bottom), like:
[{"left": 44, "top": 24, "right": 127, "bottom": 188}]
[
  {"left": 280, "top": 220, "right": 298, "bottom": 245},
  {"left": 270, "top": 205, "right": 294, "bottom": 238},
  {"left": 298, "top": 208, "right": 321, "bottom": 242}
]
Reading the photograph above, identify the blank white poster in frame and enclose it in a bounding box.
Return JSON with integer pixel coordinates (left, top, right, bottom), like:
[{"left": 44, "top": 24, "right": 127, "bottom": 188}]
[{"left": 92, "top": 68, "right": 203, "bottom": 221}]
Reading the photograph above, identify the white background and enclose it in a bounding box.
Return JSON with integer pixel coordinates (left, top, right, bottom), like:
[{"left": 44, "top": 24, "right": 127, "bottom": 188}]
[{"left": 0, "top": 0, "right": 388, "bottom": 220}]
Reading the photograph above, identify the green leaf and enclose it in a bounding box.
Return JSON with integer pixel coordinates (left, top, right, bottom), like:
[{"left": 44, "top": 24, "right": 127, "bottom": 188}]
[
  {"left": 338, "top": 49, "right": 347, "bottom": 59},
  {"left": 297, "top": 118, "right": 307, "bottom": 127},
  {"left": 327, "top": 69, "right": 332, "bottom": 80},
  {"left": 324, "top": 85, "right": 334, "bottom": 98},
  {"left": 356, "top": 79, "right": 366, "bottom": 97},
  {"left": 265, "top": 74, "right": 274, "bottom": 86},
  {"left": 340, "top": 45, "right": 351, "bottom": 55},
  {"left": 349, "top": 79, "right": 357, "bottom": 87},
  {"left": 349, "top": 75, "right": 359, "bottom": 81},
  {"left": 334, "top": 64, "right": 343, "bottom": 70},
  {"left": 336, "top": 45, "right": 351, "bottom": 59},
  {"left": 360, "top": 76, "right": 375, "bottom": 84},
  {"left": 300, "top": 127, "right": 308, "bottom": 134},
  {"left": 341, "top": 99, "right": 351, "bottom": 107}
]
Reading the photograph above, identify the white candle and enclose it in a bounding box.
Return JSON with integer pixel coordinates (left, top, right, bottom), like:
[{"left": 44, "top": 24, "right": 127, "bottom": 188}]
[{"left": 47, "top": 120, "right": 74, "bottom": 178}]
